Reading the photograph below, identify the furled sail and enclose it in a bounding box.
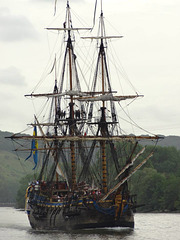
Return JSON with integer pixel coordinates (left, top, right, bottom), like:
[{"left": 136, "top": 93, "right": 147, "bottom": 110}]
[
  {"left": 25, "top": 90, "right": 89, "bottom": 98},
  {"left": 77, "top": 94, "right": 143, "bottom": 102}
]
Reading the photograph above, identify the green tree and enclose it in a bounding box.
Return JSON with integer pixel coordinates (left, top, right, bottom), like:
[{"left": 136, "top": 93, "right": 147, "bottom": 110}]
[
  {"left": 151, "top": 146, "right": 180, "bottom": 175},
  {"left": 164, "top": 175, "right": 180, "bottom": 211},
  {"left": 130, "top": 167, "right": 166, "bottom": 211}
]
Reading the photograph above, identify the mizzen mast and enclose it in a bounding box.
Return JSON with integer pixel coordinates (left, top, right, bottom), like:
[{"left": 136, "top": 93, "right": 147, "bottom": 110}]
[{"left": 66, "top": 2, "right": 76, "bottom": 189}]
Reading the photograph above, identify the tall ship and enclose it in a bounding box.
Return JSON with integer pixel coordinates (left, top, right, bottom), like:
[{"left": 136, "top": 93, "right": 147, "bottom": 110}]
[{"left": 10, "top": 0, "right": 161, "bottom": 230}]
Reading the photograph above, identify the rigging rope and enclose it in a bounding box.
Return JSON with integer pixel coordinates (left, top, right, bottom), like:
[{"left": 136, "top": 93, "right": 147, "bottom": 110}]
[
  {"left": 93, "top": 0, "right": 98, "bottom": 29},
  {"left": 118, "top": 101, "right": 157, "bottom": 136},
  {"left": 12, "top": 140, "right": 29, "bottom": 175}
]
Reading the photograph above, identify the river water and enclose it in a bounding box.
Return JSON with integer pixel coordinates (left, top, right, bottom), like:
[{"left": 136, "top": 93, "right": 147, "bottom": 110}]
[{"left": 0, "top": 207, "right": 179, "bottom": 240}]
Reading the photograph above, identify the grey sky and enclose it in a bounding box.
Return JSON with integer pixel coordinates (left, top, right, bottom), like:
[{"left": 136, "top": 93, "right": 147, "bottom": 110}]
[
  {"left": 0, "top": 0, "right": 180, "bottom": 136},
  {"left": 0, "top": 8, "right": 38, "bottom": 42},
  {"left": 0, "top": 66, "right": 26, "bottom": 86}
]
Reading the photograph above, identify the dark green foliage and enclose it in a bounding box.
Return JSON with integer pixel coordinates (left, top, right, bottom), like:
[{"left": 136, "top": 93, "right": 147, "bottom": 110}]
[
  {"left": 151, "top": 146, "right": 180, "bottom": 175},
  {"left": 164, "top": 175, "right": 180, "bottom": 211},
  {"left": 130, "top": 168, "right": 166, "bottom": 211},
  {"left": 130, "top": 145, "right": 180, "bottom": 212}
]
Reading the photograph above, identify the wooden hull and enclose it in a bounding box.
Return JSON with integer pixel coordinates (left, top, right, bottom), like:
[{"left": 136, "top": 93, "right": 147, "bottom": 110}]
[{"left": 27, "top": 203, "right": 134, "bottom": 231}]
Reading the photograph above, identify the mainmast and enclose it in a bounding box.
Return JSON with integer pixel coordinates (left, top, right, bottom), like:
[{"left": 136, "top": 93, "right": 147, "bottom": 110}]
[{"left": 66, "top": 1, "right": 76, "bottom": 190}]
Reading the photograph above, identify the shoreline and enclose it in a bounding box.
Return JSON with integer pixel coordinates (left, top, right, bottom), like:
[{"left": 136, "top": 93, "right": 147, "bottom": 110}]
[{"left": 0, "top": 203, "right": 15, "bottom": 207}]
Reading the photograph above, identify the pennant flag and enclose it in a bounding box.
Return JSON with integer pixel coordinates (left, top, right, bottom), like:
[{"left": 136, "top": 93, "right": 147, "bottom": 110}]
[
  {"left": 25, "top": 126, "right": 38, "bottom": 170},
  {"left": 54, "top": 0, "right": 57, "bottom": 16}
]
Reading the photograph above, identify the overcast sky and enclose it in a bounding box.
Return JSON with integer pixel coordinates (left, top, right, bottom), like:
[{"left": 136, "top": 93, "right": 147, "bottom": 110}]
[{"left": 0, "top": 0, "right": 180, "bottom": 136}]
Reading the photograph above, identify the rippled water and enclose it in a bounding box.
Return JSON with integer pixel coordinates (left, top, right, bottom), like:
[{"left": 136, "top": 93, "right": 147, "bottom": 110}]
[{"left": 0, "top": 207, "right": 179, "bottom": 240}]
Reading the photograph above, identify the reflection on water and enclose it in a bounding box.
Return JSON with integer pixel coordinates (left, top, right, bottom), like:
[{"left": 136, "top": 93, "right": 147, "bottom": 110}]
[
  {"left": 27, "top": 227, "right": 134, "bottom": 240},
  {"left": 0, "top": 207, "right": 180, "bottom": 240}
]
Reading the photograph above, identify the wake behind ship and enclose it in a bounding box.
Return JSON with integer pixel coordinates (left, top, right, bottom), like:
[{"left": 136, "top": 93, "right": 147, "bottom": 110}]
[{"left": 9, "top": 0, "right": 161, "bottom": 230}]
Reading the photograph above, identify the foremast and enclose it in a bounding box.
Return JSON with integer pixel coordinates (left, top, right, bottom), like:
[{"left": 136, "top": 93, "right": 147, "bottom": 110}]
[{"left": 100, "top": 10, "right": 108, "bottom": 194}]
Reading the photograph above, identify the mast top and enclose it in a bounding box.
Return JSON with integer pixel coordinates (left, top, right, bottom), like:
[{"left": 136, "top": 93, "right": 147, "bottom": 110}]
[
  {"left": 101, "top": 0, "right": 103, "bottom": 14},
  {"left": 47, "top": 0, "right": 91, "bottom": 32}
]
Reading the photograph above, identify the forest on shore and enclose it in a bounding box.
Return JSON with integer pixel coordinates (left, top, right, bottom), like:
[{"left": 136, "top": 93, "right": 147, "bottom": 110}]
[
  {"left": 0, "top": 130, "right": 180, "bottom": 212},
  {"left": 130, "top": 145, "right": 180, "bottom": 212}
]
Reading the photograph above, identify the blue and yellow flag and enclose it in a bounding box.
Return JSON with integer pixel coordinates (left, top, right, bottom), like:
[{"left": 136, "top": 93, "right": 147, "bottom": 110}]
[{"left": 25, "top": 126, "right": 38, "bottom": 170}]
